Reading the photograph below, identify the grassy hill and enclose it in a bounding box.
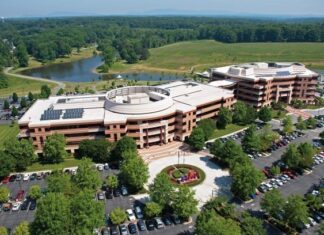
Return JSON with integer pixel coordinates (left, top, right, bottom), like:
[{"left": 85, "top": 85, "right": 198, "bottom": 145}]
[{"left": 111, "top": 40, "right": 324, "bottom": 73}]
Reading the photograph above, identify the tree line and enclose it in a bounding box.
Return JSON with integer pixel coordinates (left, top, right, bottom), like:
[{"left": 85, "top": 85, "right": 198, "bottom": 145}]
[{"left": 0, "top": 17, "right": 324, "bottom": 69}]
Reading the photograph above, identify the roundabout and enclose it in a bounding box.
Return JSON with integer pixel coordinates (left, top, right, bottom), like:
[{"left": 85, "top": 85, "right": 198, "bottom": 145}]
[{"left": 147, "top": 153, "right": 232, "bottom": 207}]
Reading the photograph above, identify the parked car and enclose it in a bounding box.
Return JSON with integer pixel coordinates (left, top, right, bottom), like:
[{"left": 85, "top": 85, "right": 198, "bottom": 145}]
[
  {"left": 162, "top": 215, "right": 172, "bottom": 226},
  {"left": 12, "top": 202, "right": 21, "bottom": 211},
  {"left": 146, "top": 220, "right": 155, "bottom": 231},
  {"left": 16, "top": 174, "right": 23, "bottom": 181},
  {"left": 9, "top": 175, "right": 17, "bottom": 182},
  {"left": 154, "top": 217, "right": 164, "bottom": 229},
  {"left": 29, "top": 200, "right": 36, "bottom": 210},
  {"left": 15, "top": 190, "right": 25, "bottom": 202},
  {"left": 128, "top": 223, "right": 137, "bottom": 234},
  {"left": 110, "top": 226, "right": 118, "bottom": 235},
  {"left": 119, "top": 224, "right": 128, "bottom": 235},
  {"left": 137, "top": 219, "right": 146, "bottom": 231},
  {"left": 126, "top": 209, "right": 136, "bottom": 221},
  {"left": 98, "top": 191, "right": 105, "bottom": 200},
  {"left": 3, "top": 203, "right": 12, "bottom": 212},
  {"left": 1, "top": 176, "right": 10, "bottom": 184},
  {"left": 104, "top": 163, "right": 109, "bottom": 170},
  {"left": 106, "top": 189, "right": 113, "bottom": 199},
  {"left": 30, "top": 173, "right": 37, "bottom": 181},
  {"left": 101, "top": 228, "right": 109, "bottom": 235},
  {"left": 171, "top": 214, "right": 181, "bottom": 225},
  {"left": 308, "top": 217, "right": 317, "bottom": 226},
  {"left": 20, "top": 200, "right": 30, "bottom": 210},
  {"left": 134, "top": 206, "right": 143, "bottom": 219},
  {"left": 113, "top": 189, "right": 120, "bottom": 197},
  {"left": 120, "top": 186, "right": 128, "bottom": 196}
]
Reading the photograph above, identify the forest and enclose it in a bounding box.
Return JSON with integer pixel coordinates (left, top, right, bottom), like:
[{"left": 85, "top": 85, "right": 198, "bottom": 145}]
[{"left": 0, "top": 16, "right": 323, "bottom": 70}]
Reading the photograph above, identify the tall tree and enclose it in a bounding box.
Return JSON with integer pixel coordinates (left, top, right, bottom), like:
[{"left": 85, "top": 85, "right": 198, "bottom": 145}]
[
  {"left": 29, "top": 185, "right": 42, "bottom": 200},
  {"left": 241, "top": 213, "right": 266, "bottom": 235},
  {"left": 282, "top": 144, "right": 301, "bottom": 169},
  {"left": 0, "top": 227, "right": 8, "bottom": 235},
  {"left": 297, "top": 142, "right": 315, "bottom": 169},
  {"left": 13, "top": 221, "right": 30, "bottom": 235},
  {"left": 28, "top": 92, "right": 34, "bottom": 102},
  {"left": 120, "top": 152, "right": 149, "bottom": 192},
  {"left": 12, "top": 92, "right": 18, "bottom": 103},
  {"left": 242, "top": 124, "right": 261, "bottom": 153},
  {"left": 4, "top": 138, "right": 35, "bottom": 171},
  {"left": 144, "top": 202, "right": 162, "bottom": 218},
  {"left": 77, "top": 139, "right": 113, "bottom": 163},
  {"left": 15, "top": 42, "right": 29, "bottom": 67},
  {"left": 3, "top": 99, "right": 9, "bottom": 110},
  {"left": 70, "top": 190, "right": 104, "bottom": 234},
  {"left": 0, "top": 186, "right": 10, "bottom": 203},
  {"left": 260, "top": 189, "right": 285, "bottom": 219},
  {"left": 20, "top": 97, "right": 27, "bottom": 108},
  {"left": 258, "top": 106, "right": 272, "bottom": 123},
  {"left": 149, "top": 172, "right": 174, "bottom": 209},
  {"left": 31, "top": 193, "right": 71, "bottom": 235},
  {"left": 47, "top": 171, "right": 73, "bottom": 196},
  {"left": 40, "top": 85, "right": 51, "bottom": 98},
  {"left": 259, "top": 124, "right": 279, "bottom": 151},
  {"left": 172, "top": 185, "right": 198, "bottom": 220},
  {"left": 42, "top": 134, "right": 67, "bottom": 164},
  {"left": 187, "top": 127, "right": 205, "bottom": 151},
  {"left": 106, "top": 175, "right": 119, "bottom": 189},
  {"left": 282, "top": 116, "right": 294, "bottom": 134},
  {"left": 110, "top": 208, "right": 127, "bottom": 225},
  {"left": 11, "top": 106, "right": 18, "bottom": 117},
  {"left": 198, "top": 119, "right": 216, "bottom": 140},
  {"left": 0, "top": 151, "right": 14, "bottom": 178},
  {"left": 112, "top": 136, "right": 137, "bottom": 161},
  {"left": 72, "top": 158, "right": 101, "bottom": 192},
  {"left": 296, "top": 116, "right": 307, "bottom": 130},
  {"left": 283, "top": 195, "right": 309, "bottom": 229},
  {"left": 217, "top": 107, "right": 232, "bottom": 129}
]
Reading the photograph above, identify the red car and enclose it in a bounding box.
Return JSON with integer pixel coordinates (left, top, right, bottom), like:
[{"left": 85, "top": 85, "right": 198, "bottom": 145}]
[
  {"left": 15, "top": 190, "right": 25, "bottom": 202},
  {"left": 1, "top": 176, "right": 10, "bottom": 184}
]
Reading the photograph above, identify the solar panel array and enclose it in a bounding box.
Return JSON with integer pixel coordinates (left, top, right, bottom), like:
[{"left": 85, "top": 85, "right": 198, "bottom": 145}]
[
  {"left": 40, "top": 109, "right": 63, "bottom": 121},
  {"left": 62, "top": 108, "right": 84, "bottom": 119}
]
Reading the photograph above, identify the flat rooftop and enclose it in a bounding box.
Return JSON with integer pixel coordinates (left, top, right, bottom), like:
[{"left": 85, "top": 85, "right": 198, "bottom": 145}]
[
  {"left": 19, "top": 81, "right": 234, "bottom": 126},
  {"left": 211, "top": 62, "right": 318, "bottom": 81}
]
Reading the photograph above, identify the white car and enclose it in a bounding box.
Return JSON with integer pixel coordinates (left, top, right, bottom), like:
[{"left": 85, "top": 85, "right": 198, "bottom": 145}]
[
  {"left": 12, "top": 202, "right": 21, "bottom": 211},
  {"left": 275, "top": 179, "right": 284, "bottom": 186},
  {"left": 23, "top": 174, "right": 30, "bottom": 181},
  {"left": 126, "top": 209, "right": 136, "bottom": 221},
  {"left": 97, "top": 165, "right": 104, "bottom": 171},
  {"left": 308, "top": 217, "right": 317, "bottom": 226}
]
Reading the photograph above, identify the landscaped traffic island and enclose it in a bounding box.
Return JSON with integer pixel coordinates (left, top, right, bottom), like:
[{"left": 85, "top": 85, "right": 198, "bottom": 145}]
[{"left": 161, "top": 164, "right": 206, "bottom": 187}]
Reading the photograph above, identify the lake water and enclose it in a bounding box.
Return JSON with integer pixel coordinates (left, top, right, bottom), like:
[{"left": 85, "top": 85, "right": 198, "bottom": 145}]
[{"left": 20, "top": 55, "right": 183, "bottom": 82}]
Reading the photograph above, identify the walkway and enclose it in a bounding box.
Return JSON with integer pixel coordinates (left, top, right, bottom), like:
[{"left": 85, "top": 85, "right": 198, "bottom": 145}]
[{"left": 285, "top": 105, "right": 311, "bottom": 120}]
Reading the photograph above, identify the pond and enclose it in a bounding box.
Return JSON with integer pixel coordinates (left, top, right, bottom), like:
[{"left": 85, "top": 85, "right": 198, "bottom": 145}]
[{"left": 20, "top": 55, "right": 184, "bottom": 82}]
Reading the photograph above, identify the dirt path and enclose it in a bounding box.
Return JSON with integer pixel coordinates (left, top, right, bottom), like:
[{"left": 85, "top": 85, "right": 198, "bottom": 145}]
[{"left": 4, "top": 67, "right": 65, "bottom": 94}]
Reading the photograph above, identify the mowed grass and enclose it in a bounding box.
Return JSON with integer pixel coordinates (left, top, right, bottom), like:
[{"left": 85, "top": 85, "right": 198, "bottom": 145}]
[
  {"left": 211, "top": 124, "right": 247, "bottom": 139},
  {"left": 0, "top": 124, "right": 19, "bottom": 149},
  {"left": 26, "top": 157, "right": 85, "bottom": 172},
  {"left": 112, "top": 40, "right": 324, "bottom": 73},
  {"left": 0, "top": 74, "right": 56, "bottom": 97}
]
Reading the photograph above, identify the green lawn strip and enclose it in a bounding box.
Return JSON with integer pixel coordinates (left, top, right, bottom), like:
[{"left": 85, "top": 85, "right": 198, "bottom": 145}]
[
  {"left": 210, "top": 124, "right": 247, "bottom": 139},
  {"left": 26, "top": 157, "right": 85, "bottom": 172},
  {"left": 0, "top": 124, "right": 19, "bottom": 149}
]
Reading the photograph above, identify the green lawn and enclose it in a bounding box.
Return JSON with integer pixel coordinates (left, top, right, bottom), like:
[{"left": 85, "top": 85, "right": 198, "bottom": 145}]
[
  {"left": 27, "top": 157, "right": 85, "bottom": 172},
  {"left": 112, "top": 40, "right": 324, "bottom": 73},
  {"left": 211, "top": 124, "right": 247, "bottom": 139},
  {"left": 0, "top": 124, "right": 19, "bottom": 149},
  {"left": 0, "top": 74, "right": 55, "bottom": 97}
]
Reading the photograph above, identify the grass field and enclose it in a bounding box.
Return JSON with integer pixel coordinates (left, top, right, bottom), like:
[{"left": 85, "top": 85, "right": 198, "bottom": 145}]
[
  {"left": 0, "top": 124, "right": 19, "bottom": 149},
  {"left": 0, "top": 74, "right": 56, "bottom": 97},
  {"left": 26, "top": 157, "right": 86, "bottom": 172},
  {"left": 111, "top": 40, "right": 324, "bottom": 73},
  {"left": 211, "top": 124, "right": 247, "bottom": 139}
]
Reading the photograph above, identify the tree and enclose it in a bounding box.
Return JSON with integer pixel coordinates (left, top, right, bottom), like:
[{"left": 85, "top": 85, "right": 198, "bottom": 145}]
[
  {"left": 56, "top": 88, "right": 64, "bottom": 96},
  {"left": 40, "top": 85, "right": 51, "bottom": 98},
  {"left": 31, "top": 193, "right": 71, "bottom": 235},
  {"left": 77, "top": 139, "right": 113, "bottom": 163},
  {"left": 298, "top": 142, "right": 315, "bottom": 169},
  {"left": 72, "top": 158, "right": 101, "bottom": 192},
  {"left": 269, "top": 165, "right": 280, "bottom": 176},
  {"left": 259, "top": 124, "right": 280, "bottom": 151},
  {"left": 258, "top": 106, "right": 272, "bottom": 123},
  {"left": 318, "top": 223, "right": 324, "bottom": 235},
  {"left": 144, "top": 202, "right": 162, "bottom": 218},
  {"left": 106, "top": 175, "right": 119, "bottom": 189},
  {"left": 0, "top": 151, "right": 14, "bottom": 178},
  {"left": 261, "top": 189, "right": 285, "bottom": 219},
  {"left": 4, "top": 138, "right": 35, "bottom": 171},
  {"left": 12, "top": 92, "right": 18, "bottom": 103},
  {"left": 187, "top": 127, "right": 205, "bottom": 151},
  {"left": 47, "top": 171, "right": 73, "bottom": 196},
  {"left": 203, "top": 196, "right": 236, "bottom": 219},
  {"left": 320, "top": 131, "right": 324, "bottom": 145},
  {"left": 172, "top": 185, "right": 198, "bottom": 220},
  {"left": 42, "top": 134, "right": 67, "bottom": 164},
  {"left": 11, "top": 106, "right": 18, "bottom": 117},
  {"left": 283, "top": 195, "right": 309, "bottom": 229},
  {"left": 70, "top": 190, "right": 104, "bottom": 234},
  {"left": 3, "top": 99, "right": 9, "bottom": 110},
  {"left": 110, "top": 208, "right": 127, "bottom": 225},
  {"left": 233, "top": 101, "right": 247, "bottom": 124},
  {"left": 196, "top": 210, "right": 241, "bottom": 235},
  {"left": 15, "top": 42, "right": 29, "bottom": 67},
  {"left": 20, "top": 97, "right": 27, "bottom": 109},
  {"left": 231, "top": 161, "right": 264, "bottom": 200},
  {"left": 282, "top": 116, "right": 294, "bottom": 134},
  {"left": 0, "top": 186, "right": 9, "bottom": 203},
  {"left": 112, "top": 136, "right": 137, "bottom": 161},
  {"left": 306, "top": 117, "right": 317, "bottom": 129},
  {"left": 120, "top": 152, "right": 149, "bottom": 191},
  {"left": 217, "top": 107, "right": 232, "bottom": 129},
  {"left": 29, "top": 185, "right": 42, "bottom": 200},
  {"left": 149, "top": 172, "right": 174, "bottom": 209},
  {"left": 0, "top": 227, "right": 8, "bottom": 235},
  {"left": 28, "top": 92, "right": 34, "bottom": 102},
  {"left": 296, "top": 116, "right": 307, "bottom": 130},
  {"left": 242, "top": 124, "right": 261, "bottom": 153},
  {"left": 13, "top": 221, "right": 30, "bottom": 235},
  {"left": 198, "top": 118, "right": 216, "bottom": 140},
  {"left": 241, "top": 213, "right": 266, "bottom": 235},
  {"left": 282, "top": 144, "right": 301, "bottom": 169}
]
